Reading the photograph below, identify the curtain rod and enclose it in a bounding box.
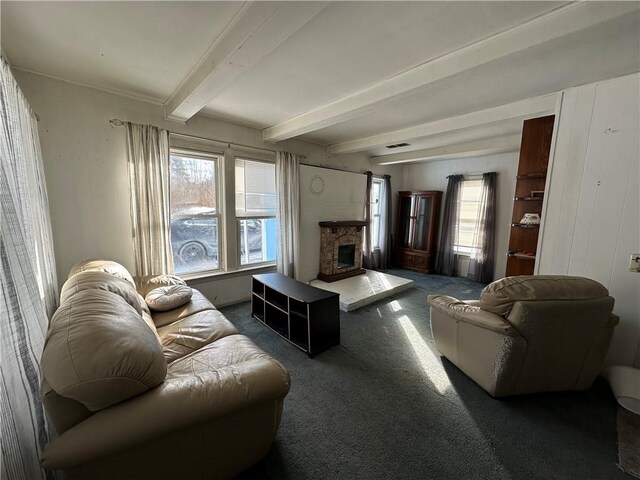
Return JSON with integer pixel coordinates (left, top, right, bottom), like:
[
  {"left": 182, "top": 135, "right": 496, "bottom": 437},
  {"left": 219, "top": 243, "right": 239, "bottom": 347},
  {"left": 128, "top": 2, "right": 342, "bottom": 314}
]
[
  {"left": 447, "top": 172, "right": 499, "bottom": 178},
  {"left": 300, "top": 162, "right": 366, "bottom": 175},
  {"left": 108, "top": 119, "right": 306, "bottom": 159}
]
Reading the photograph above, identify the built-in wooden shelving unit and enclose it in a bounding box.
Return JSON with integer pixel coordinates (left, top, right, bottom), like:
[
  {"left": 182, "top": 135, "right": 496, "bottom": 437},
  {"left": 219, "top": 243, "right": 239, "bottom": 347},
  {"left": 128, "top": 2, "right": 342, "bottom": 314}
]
[{"left": 506, "top": 115, "right": 555, "bottom": 276}]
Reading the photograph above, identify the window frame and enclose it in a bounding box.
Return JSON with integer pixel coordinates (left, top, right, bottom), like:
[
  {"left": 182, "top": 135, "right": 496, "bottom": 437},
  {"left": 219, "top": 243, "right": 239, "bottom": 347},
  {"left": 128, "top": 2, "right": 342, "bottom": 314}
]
[
  {"left": 452, "top": 177, "right": 483, "bottom": 257},
  {"left": 169, "top": 148, "right": 224, "bottom": 277},
  {"left": 169, "top": 138, "right": 280, "bottom": 279}
]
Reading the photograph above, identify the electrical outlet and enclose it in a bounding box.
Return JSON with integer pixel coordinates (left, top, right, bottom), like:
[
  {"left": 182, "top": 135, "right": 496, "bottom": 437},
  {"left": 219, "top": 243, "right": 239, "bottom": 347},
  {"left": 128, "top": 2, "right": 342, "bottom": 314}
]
[{"left": 630, "top": 254, "right": 640, "bottom": 273}]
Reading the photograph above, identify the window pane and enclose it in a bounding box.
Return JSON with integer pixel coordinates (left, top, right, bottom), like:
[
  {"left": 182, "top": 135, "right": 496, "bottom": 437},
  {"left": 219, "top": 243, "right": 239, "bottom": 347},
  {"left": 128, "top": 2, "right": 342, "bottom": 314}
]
[
  {"left": 170, "top": 155, "right": 217, "bottom": 215},
  {"left": 236, "top": 158, "right": 276, "bottom": 217},
  {"left": 171, "top": 216, "right": 218, "bottom": 274},
  {"left": 453, "top": 179, "right": 483, "bottom": 253},
  {"left": 239, "top": 218, "right": 276, "bottom": 265},
  {"left": 372, "top": 214, "right": 381, "bottom": 248},
  {"left": 170, "top": 154, "right": 219, "bottom": 274},
  {"left": 371, "top": 181, "right": 381, "bottom": 215}
]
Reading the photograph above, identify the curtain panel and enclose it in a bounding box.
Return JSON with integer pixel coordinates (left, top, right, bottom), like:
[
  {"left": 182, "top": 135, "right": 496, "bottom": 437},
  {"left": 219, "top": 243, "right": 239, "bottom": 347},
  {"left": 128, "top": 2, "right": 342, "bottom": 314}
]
[
  {"left": 125, "top": 123, "right": 173, "bottom": 277},
  {"left": 434, "top": 174, "right": 463, "bottom": 276},
  {"left": 468, "top": 172, "right": 497, "bottom": 283},
  {"left": 379, "top": 174, "right": 392, "bottom": 269},
  {"left": 275, "top": 151, "right": 301, "bottom": 279},
  {"left": 1, "top": 55, "right": 58, "bottom": 480},
  {"left": 362, "top": 171, "right": 374, "bottom": 269}
]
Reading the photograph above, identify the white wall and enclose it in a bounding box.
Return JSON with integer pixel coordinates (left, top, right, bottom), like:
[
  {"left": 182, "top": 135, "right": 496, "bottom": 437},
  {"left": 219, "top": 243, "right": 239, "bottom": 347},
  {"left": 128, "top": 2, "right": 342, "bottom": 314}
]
[
  {"left": 538, "top": 73, "right": 640, "bottom": 367},
  {"left": 14, "top": 70, "right": 402, "bottom": 305},
  {"left": 400, "top": 152, "right": 519, "bottom": 280},
  {"left": 298, "top": 165, "right": 367, "bottom": 283}
]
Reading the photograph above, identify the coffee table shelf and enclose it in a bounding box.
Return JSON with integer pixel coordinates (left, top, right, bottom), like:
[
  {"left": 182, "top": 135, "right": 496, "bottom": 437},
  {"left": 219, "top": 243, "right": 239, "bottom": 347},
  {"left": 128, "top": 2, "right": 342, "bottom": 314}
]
[{"left": 251, "top": 273, "right": 340, "bottom": 357}]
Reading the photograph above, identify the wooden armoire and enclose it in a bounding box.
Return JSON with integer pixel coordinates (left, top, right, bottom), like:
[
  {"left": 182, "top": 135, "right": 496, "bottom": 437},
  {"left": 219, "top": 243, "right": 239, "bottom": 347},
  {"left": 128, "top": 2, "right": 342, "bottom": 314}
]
[{"left": 393, "top": 191, "right": 442, "bottom": 273}]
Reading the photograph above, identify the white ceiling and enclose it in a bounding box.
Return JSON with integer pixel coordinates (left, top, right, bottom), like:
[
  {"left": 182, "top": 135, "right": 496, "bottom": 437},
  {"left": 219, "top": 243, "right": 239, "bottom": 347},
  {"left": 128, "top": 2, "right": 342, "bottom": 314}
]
[
  {"left": 200, "top": 1, "right": 564, "bottom": 126},
  {"left": 1, "top": 1, "right": 245, "bottom": 102},
  {"left": 2, "top": 1, "right": 639, "bottom": 160}
]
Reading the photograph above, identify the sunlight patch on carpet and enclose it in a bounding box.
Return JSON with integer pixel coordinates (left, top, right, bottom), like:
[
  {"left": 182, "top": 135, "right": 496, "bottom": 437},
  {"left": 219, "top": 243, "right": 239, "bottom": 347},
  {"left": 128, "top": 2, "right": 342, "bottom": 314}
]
[{"left": 398, "top": 314, "right": 450, "bottom": 395}]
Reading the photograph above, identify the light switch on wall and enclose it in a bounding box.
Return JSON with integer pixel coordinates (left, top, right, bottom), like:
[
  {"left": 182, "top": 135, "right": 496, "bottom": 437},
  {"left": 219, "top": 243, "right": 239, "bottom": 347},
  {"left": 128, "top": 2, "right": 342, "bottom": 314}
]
[{"left": 630, "top": 254, "right": 640, "bottom": 273}]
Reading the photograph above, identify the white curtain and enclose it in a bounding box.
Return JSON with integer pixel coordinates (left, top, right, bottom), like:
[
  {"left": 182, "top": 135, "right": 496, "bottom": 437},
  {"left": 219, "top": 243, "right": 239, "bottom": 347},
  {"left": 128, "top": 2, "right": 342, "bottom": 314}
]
[
  {"left": 1, "top": 55, "right": 58, "bottom": 480},
  {"left": 125, "top": 123, "right": 174, "bottom": 277},
  {"left": 275, "top": 151, "right": 301, "bottom": 279}
]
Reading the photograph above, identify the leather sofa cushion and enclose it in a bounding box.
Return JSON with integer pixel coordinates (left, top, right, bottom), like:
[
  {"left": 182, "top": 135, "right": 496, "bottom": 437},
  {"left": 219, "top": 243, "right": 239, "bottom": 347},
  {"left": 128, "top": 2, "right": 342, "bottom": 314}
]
[
  {"left": 151, "top": 289, "right": 216, "bottom": 328},
  {"left": 135, "top": 274, "right": 187, "bottom": 298},
  {"left": 166, "top": 335, "right": 284, "bottom": 380},
  {"left": 146, "top": 285, "right": 193, "bottom": 312},
  {"left": 158, "top": 309, "right": 238, "bottom": 363},
  {"left": 68, "top": 259, "right": 135, "bottom": 287},
  {"left": 60, "top": 271, "right": 144, "bottom": 315},
  {"left": 479, "top": 275, "right": 609, "bottom": 317},
  {"left": 42, "top": 289, "right": 167, "bottom": 411}
]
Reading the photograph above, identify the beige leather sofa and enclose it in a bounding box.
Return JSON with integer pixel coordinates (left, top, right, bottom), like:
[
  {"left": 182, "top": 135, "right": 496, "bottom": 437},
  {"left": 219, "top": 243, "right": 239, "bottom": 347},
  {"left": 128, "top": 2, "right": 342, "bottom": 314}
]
[
  {"left": 427, "top": 275, "right": 618, "bottom": 397},
  {"left": 40, "top": 260, "right": 290, "bottom": 480}
]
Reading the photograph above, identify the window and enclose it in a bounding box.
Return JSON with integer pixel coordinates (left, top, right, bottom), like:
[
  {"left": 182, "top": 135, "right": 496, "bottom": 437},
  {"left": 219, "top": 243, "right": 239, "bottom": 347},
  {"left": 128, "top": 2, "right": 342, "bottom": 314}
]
[
  {"left": 235, "top": 158, "right": 276, "bottom": 265},
  {"left": 370, "top": 178, "right": 383, "bottom": 249},
  {"left": 453, "top": 179, "right": 483, "bottom": 256},
  {"left": 169, "top": 145, "right": 278, "bottom": 277},
  {"left": 169, "top": 151, "right": 221, "bottom": 275}
]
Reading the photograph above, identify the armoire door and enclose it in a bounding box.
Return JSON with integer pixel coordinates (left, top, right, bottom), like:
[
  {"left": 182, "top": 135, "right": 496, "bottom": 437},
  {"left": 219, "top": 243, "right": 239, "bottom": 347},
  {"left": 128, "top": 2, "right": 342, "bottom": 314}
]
[
  {"left": 413, "top": 195, "right": 433, "bottom": 251},
  {"left": 397, "top": 195, "right": 414, "bottom": 249}
]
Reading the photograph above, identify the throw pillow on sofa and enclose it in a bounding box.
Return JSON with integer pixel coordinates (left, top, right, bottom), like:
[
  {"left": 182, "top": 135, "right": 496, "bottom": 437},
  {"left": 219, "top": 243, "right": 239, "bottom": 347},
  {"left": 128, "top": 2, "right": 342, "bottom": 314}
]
[
  {"left": 145, "top": 285, "right": 193, "bottom": 311},
  {"left": 136, "top": 274, "right": 187, "bottom": 298}
]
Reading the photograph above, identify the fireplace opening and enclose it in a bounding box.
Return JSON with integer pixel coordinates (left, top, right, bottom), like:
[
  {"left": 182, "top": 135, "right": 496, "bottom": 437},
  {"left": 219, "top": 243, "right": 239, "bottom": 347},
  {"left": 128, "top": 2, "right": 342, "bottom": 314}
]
[{"left": 337, "top": 244, "right": 356, "bottom": 269}]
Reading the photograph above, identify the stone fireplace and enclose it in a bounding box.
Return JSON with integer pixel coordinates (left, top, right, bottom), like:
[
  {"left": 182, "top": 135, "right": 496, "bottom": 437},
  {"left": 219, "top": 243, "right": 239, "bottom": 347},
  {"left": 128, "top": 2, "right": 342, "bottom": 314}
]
[{"left": 318, "top": 221, "right": 367, "bottom": 282}]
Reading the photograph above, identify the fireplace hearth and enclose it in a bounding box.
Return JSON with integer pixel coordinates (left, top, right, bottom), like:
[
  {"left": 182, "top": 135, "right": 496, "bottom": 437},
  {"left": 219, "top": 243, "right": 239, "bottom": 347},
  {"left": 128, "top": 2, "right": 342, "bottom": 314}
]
[{"left": 318, "top": 221, "right": 367, "bottom": 282}]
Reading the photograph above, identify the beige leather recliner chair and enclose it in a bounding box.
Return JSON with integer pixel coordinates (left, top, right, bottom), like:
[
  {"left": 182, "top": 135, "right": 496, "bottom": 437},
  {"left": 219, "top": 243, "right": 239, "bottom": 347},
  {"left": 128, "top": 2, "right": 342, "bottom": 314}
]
[
  {"left": 427, "top": 275, "right": 618, "bottom": 397},
  {"left": 40, "top": 260, "right": 290, "bottom": 480}
]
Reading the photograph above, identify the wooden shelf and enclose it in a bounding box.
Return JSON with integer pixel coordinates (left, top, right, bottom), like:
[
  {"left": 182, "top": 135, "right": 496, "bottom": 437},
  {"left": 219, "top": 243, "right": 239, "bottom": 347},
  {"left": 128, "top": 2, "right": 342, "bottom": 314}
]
[
  {"left": 507, "top": 252, "right": 537, "bottom": 259},
  {"left": 514, "top": 197, "right": 543, "bottom": 201},
  {"left": 516, "top": 173, "right": 546, "bottom": 179},
  {"left": 511, "top": 223, "right": 540, "bottom": 228},
  {"left": 251, "top": 273, "right": 340, "bottom": 357}
]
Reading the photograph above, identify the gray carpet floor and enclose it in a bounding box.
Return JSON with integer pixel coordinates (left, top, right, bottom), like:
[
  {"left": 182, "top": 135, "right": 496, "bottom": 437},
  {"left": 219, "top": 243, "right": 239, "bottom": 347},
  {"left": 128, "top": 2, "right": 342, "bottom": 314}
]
[{"left": 221, "top": 271, "right": 626, "bottom": 480}]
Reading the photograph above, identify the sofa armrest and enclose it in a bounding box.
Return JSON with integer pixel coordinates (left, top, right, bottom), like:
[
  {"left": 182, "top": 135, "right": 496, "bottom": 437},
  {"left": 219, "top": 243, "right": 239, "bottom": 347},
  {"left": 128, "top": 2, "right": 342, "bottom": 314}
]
[
  {"left": 42, "top": 357, "right": 290, "bottom": 470},
  {"left": 427, "top": 295, "right": 519, "bottom": 336}
]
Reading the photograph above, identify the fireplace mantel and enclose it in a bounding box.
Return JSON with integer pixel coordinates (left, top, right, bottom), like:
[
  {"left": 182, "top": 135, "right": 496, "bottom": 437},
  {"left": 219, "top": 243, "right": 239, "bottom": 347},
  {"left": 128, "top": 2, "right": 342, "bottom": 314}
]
[{"left": 318, "top": 221, "right": 367, "bottom": 228}]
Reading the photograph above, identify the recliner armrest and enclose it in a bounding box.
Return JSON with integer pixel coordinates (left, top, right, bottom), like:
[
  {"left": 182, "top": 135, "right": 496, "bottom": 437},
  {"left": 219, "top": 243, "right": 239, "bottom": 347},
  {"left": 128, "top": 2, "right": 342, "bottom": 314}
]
[
  {"left": 42, "top": 356, "right": 290, "bottom": 470},
  {"left": 609, "top": 313, "right": 620, "bottom": 327},
  {"left": 427, "top": 295, "right": 519, "bottom": 336}
]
